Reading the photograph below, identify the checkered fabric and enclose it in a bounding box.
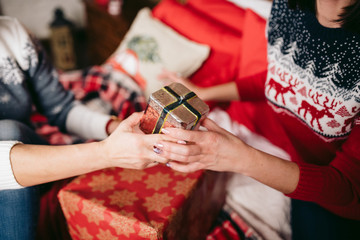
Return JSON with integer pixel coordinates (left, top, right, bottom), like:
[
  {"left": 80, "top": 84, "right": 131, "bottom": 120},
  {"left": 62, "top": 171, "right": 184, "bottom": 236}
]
[{"left": 31, "top": 64, "right": 147, "bottom": 145}]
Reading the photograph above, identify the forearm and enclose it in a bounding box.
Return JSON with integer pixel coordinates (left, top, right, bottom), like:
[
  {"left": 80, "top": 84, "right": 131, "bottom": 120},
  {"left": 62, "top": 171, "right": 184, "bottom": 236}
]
[
  {"left": 200, "top": 82, "right": 239, "bottom": 102},
  {"left": 158, "top": 69, "right": 240, "bottom": 102},
  {"left": 239, "top": 146, "right": 300, "bottom": 194},
  {"left": 160, "top": 118, "right": 298, "bottom": 194},
  {"left": 10, "top": 142, "right": 105, "bottom": 187}
]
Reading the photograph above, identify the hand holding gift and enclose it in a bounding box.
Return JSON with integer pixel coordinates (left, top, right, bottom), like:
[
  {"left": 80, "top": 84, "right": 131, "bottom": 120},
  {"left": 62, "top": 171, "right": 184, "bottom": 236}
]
[
  {"left": 100, "top": 112, "right": 176, "bottom": 169},
  {"left": 152, "top": 117, "right": 300, "bottom": 195},
  {"left": 153, "top": 117, "right": 250, "bottom": 173},
  {"left": 138, "top": 82, "right": 246, "bottom": 173},
  {"left": 9, "top": 112, "right": 177, "bottom": 187}
]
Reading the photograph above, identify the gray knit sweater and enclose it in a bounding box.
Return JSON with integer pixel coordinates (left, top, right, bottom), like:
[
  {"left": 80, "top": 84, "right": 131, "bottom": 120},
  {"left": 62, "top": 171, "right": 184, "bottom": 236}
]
[{"left": 0, "top": 17, "right": 111, "bottom": 190}]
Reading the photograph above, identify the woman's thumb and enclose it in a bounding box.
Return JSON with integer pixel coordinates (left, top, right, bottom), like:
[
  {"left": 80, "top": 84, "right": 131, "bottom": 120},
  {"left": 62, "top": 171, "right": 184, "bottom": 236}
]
[
  {"left": 121, "top": 112, "right": 144, "bottom": 128},
  {"left": 201, "top": 118, "right": 224, "bottom": 133}
]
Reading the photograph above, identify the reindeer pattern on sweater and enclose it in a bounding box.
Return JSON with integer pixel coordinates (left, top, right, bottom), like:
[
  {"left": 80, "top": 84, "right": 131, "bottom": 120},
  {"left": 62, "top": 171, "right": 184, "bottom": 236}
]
[{"left": 265, "top": 0, "right": 360, "bottom": 139}]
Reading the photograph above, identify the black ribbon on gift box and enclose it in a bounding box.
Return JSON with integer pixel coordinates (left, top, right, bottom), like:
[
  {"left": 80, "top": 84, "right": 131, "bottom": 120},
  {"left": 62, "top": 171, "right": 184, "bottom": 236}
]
[{"left": 152, "top": 86, "right": 202, "bottom": 134}]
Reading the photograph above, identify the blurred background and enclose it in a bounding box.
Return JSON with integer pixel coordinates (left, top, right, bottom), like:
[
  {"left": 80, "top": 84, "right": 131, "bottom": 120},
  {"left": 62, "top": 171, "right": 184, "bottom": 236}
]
[{"left": 0, "top": 0, "right": 160, "bottom": 69}]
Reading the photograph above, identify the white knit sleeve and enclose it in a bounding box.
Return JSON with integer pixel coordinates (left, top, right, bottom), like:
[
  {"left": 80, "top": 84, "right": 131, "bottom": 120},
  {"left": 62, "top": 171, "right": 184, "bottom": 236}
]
[
  {"left": 0, "top": 141, "right": 23, "bottom": 190},
  {"left": 66, "top": 104, "right": 112, "bottom": 140}
]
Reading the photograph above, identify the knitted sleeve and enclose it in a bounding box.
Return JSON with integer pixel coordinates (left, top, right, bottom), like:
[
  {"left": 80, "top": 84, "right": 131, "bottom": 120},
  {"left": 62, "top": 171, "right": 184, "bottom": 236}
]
[
  {"left": 5, "top": 18, "right": 75, "bottom": 131},
  {"left": 24, "top": 38, "right": 75, "bottom": 131},
  {"left": 287, "top": 122, "right": 360, "bottom": 220},
  {"left": 235, "top": 70, "right": 267, "bottom": 102},
  {"left": 11, "top": 18, "right": 111, "bottom": 139}
]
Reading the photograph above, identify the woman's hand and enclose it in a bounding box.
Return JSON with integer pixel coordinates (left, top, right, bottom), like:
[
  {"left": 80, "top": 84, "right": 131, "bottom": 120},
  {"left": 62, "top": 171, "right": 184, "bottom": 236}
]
[
  {"left": 153, "top": 118, "right": 251, "bottom": 173},
  {"left": 152, "top": 118, "right": 300, "bottom": 194},
  {"left": 157, "top": 69, "right": 208, "bottom": 100},
  {"left": 9, "top": 112, "right": 177, "bottom": 187},
  {"left": 158, "top": 69, "right": 240, "bottom": 102},
  {"left": 100, "top": 112, "right": 174, "bottom": 170}
]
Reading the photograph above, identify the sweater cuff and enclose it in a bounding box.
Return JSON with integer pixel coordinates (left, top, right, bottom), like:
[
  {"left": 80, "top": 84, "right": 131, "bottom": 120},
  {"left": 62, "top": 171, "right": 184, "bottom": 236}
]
[
  {"left": 286, "top": 163, "right": 325, "bottom": 201},
  {"left": 0, "top": 141, "right": 23, "bottom": 190},
  {"left": 66, "top": 104, "right": 111, "bottom": 140}
]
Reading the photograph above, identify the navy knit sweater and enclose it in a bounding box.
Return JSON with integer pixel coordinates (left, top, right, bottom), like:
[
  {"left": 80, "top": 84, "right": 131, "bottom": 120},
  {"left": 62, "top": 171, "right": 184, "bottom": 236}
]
[{"left": 236, "top": 0, "right": 360, "bottom": 219}]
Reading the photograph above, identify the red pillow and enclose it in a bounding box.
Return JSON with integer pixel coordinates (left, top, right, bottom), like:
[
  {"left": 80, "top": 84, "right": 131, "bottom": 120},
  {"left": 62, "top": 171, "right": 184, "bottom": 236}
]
[
  {"left": 185, "top": 0, "right": 246, "bottom": 36},
  {"left": 238, "top": 9, "right": 268, "bottom": 78}
]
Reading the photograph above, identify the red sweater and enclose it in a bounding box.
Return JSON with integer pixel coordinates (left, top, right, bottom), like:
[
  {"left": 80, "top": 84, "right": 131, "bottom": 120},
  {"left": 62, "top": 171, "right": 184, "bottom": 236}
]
[
  {"left": 237, "top": 71, "right": 360, "bottom": 220},
  {"left": 234, "top": 0, "right": 360, "bottom": 220}
]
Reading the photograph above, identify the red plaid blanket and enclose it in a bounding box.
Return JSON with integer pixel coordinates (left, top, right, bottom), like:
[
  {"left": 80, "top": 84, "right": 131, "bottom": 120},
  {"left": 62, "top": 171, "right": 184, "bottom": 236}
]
[
  {"left": 31, "top": 64, "right": 147, "bottom": 145},
  {"left": 207, "top": 207, "right": 258, "bottom": 240}
]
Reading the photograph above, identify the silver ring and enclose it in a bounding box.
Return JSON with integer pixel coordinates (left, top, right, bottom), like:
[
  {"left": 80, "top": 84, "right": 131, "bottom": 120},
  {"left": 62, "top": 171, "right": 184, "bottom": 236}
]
[{"left": 153, "top": 146, "right": 162, "bottom": 154}]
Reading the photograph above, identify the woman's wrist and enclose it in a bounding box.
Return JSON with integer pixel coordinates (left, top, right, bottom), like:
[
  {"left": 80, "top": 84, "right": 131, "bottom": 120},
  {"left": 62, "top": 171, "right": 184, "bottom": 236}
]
[
  {"left": 233, "top": 144, "right": 300, "bottom": 194},
  {"left": 196, "top": 87, "right": 209, "bottom": 101},
  {"left": 239, "top": 146, "right": 261, "bottom": 176},
  {"left": 228, "top": 140, "right": 258, "bottom": 175},
  {"left": 197, "top": 82, "right": 239, "bottom": 102}
]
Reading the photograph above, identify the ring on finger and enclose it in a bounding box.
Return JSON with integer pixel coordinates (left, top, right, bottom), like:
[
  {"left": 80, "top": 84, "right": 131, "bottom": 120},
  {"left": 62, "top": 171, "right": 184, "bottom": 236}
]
[{"left": 153, "top": 146, "right": 162, "bottom": 154}]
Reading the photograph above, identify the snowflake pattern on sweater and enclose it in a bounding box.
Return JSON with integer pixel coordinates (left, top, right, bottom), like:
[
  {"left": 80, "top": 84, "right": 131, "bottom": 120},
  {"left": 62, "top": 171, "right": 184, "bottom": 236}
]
[
  {"left": 265, "top": 0, "right": 360, "bottom": 139},
  {"left": 0, "top": 36, "right": 39, "bottom": 87},
  {"left": 0, "top": 57, "right": 24, "bottom": 85},
  {"left": 0, "top": 16, "right": 74, "bottom": 129}
]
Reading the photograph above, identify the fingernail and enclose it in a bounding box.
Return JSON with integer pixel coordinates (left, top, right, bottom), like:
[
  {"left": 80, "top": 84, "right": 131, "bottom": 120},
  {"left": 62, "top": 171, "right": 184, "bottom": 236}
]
[
  {"left": 177, "top": 140, "right": 186, "bottom": 145},
  {"left": 161, "top": 128, "right": 170, "bottom": 134},
  {"left": 166, "top": 162, "right": 171, "bottom": 168},
  {"left": 153, "top": 146, "right": 162, "bottom": 154},
  {"left": 155, "top": 143, "right": 164, "bottom": 148}
]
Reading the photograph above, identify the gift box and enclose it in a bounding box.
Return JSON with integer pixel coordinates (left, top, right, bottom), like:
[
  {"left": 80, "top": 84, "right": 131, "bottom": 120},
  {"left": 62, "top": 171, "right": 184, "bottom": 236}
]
[
  {"left": 140, "top": 82, "right": 209, "bottom": 134},
  {"left": 58, "top": 165, "right": 229, "bottom": 240}
]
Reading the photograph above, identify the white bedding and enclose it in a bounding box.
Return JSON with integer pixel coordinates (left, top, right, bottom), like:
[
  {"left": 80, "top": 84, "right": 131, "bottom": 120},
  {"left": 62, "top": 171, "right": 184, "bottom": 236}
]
[
  {"left": 226, "top": 0, "right": 273, "bottom": 19},
  {"left": 208, "top": 108, "right": 291, "bottom": 240}
]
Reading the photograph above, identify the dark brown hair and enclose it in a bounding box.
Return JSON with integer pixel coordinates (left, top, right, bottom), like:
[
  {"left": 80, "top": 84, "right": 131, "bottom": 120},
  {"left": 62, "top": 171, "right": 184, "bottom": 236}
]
[{"left": 288, "top": 0, "right": 360, "bottom": 34}]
